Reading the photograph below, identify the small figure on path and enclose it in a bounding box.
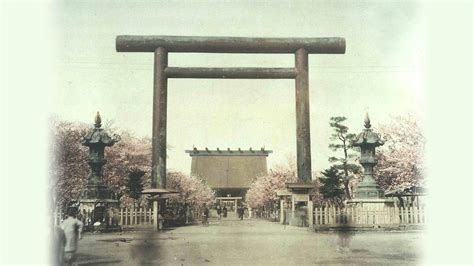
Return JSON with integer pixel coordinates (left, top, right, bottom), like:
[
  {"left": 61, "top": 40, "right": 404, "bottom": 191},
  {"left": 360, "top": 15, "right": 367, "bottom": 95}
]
[
  {"left": 282, "top": 208, "right": 287, "bottom": 229},
  {"left": 53, "top": 225, "right": 66, "bottom": 265},
  {"left": 222, "top": 206, "right": 227, "bottom": 218},
  {"left": 186, "top": 205, "right": 192, "bottom": 224},
  {"left": 158, "top": 212, "right": 164, "bottom": 231},
  {"left": 216, "top": 205, "right": 222, "bottom": 220},
  {"left": 336, "top": 230, "right": 354, "bottom": 254},
  {"left": 202, "top": 204, "right": 209, "bottom": 226},
  {"left": 237, "top": 206, "right": 244, "bottom": 220},
  {"left": 299, "top": 206, "right": 307, "bottom": 227},
  {"left": 60, "top": 207, "right": 84, "bottom": 266}
]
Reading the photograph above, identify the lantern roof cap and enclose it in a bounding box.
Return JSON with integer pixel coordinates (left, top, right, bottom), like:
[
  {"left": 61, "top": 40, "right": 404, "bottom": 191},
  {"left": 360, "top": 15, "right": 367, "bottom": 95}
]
[
  {"left": 94, "top": 111, "right": 102, "bottom": 128},
  {"left": 82, "top": 112, "right": 120, "bottom": 146},
  {"left": 352, "top": 113, "right": 384, "bottom": 147},
  {"left": 364, "top": 112, "right": 371, "bottom": 129}
]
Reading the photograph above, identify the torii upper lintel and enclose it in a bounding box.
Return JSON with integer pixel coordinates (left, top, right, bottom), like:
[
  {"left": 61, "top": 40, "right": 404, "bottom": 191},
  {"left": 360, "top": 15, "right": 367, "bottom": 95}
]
[{"left": 116, "top": 35, "right": 345, "bottom": 54}]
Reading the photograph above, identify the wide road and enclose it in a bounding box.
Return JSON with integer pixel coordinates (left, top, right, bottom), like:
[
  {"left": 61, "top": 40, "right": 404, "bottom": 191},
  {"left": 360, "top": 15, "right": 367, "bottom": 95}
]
[{"left": 75, "top": 217, "right": 423, "bottom": 265}]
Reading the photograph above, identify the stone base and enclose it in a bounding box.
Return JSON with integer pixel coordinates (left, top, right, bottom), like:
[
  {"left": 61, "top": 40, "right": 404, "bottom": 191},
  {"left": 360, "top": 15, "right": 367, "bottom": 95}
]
[
  {"left": 78, "top": 198, "right": 121, "bottom": 232},
  {"left": 79, "top": 199, "right": 120, "bottom": 210},
  {"left": 81, "top": 184, "right": 115, "bottom": 199},
  {"left": 346, "top": 198, "right": 395, "bottom": 209},
  {"left": 91, "top": 223, "right": 122, "bottom": 232},
  {"left": 352, "top": 183, "right": 385, "bottom": 199}
]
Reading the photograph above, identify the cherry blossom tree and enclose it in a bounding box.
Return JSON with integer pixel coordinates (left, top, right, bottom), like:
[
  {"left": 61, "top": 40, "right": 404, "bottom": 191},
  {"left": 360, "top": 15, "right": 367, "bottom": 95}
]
[
  {"left": 102, "top": 130, "right": 152, "bottom": 205},
  {"left": 166, "top": 171, "right": 215, "bottom": 207},
  {"left": 50, "top": 118, "right": 153, "bottom": 207},
  {"left": 374, "top": 114, "right": 425, "bottom": 190},
  {"left": 246, "top": 157, "right": 324, "bottom": 210},
  {"left": 50, "top": 118, "right": 215, "bottom": 209},
  {"left": 245, "top": 167, "right": 298, "bottom": 209},
  {"left": 49, "top": 118, "right": 89, "bottom": 207}
]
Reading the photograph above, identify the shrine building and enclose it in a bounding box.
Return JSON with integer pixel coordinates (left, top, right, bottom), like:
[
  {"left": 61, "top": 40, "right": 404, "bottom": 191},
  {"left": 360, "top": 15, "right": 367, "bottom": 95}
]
[{"left": 185, "top": 147, "right": 272, "bottom": 209}]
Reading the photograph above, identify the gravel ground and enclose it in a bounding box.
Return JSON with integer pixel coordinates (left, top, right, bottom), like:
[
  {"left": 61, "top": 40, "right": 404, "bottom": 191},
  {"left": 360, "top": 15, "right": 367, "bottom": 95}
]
[{"left": 73, "top": 217, "right": 424, "bottom": 265}]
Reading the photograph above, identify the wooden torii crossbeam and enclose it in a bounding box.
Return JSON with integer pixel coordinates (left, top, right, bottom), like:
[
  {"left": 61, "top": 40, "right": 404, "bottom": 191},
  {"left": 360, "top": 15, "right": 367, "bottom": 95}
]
[{"left": 116, "top": 35, "right": 346, "bottom": 189}]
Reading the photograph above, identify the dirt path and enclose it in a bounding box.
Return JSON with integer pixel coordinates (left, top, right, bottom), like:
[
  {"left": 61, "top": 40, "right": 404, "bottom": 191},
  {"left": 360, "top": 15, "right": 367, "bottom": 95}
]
[{"left": 75, "top": 217, "right": 423, "bottom": 265}]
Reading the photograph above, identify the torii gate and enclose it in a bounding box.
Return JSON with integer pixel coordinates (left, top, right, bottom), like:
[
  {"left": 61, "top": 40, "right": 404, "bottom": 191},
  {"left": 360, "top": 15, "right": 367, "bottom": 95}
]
[{"left": 116, "top": 36, "right": 346, "bottom": 189}]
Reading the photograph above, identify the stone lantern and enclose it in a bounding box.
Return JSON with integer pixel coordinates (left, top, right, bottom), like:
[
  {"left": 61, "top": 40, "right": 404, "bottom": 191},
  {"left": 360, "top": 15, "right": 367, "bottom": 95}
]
[
  {"left": 347, "top": 113, "right": 394, "bottom": 207},
  {"left": 79, "top": 112, "right": 121, "bottom": 231}
]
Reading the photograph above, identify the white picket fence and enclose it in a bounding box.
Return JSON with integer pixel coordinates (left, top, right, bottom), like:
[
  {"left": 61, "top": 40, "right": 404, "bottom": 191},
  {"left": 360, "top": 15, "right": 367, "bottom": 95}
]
[
  {"left": 53, "top": 209, "right": 64, "bottom": 226},
  {"left": 118, "top": 208, "right": 154, "bottom": 226},
  {"left": 313, "top": 205, "right": 426, "bottom": 227},
  {"left": 53, "top": 207, "right": 155, "bottom": 227}
]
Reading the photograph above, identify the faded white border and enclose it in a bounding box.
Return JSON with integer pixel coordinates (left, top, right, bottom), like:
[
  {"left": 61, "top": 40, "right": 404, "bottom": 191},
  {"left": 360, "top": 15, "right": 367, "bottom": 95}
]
[
  {"left": 422, "top": 1, "right": 473, "bottom": 265},
  {"left": 1, "top": 0, "right": 472, "bottom": 264}
]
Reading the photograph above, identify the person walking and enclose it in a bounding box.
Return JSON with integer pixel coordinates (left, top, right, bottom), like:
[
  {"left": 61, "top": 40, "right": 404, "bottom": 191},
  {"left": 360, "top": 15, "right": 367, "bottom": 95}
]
[
  {"left": 222, "top": 206, "right": 227, "bottom": 218},
  {"left": 299, "top": 206, "right": 307, "bottom": 227},
  {"left": 216, "top": 205, "right": 222, "bottom": 220},
  {"left": 60, "top": 207, "right": 84, "bottom": 266},
  {"left": 238, "top": 206, "right": 244, "bottom": 220},
  {"left": 158, "top": 212, "right": 164, "bottom": 231},
  {"left": 202, "top": 204, "right": 209, "bottom": 226},
  {"left": 53, "top": 225, "right": 66, "bottom": 265},
  {"left": 186, "top": 205, "right": 192, "bottom": 224}
]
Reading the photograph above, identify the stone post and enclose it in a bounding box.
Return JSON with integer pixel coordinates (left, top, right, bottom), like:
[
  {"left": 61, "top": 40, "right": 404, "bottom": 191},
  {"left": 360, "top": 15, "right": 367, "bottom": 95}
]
[
  {"left": 280, "top": 199, "right": 285, "bottom": 224},
  {"left": 291, "top": 195, "right": 296, "bottom": 223},
  {"left": 153, "top": 200, "right": 159, "bottom": 230},
  {"left": 307, "top": 200, "right": 313, "bottom": 227}
]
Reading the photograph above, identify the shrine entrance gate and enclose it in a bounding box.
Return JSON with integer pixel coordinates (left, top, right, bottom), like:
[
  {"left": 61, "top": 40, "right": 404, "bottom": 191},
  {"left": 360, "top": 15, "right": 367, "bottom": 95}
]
[{"left": 116, "top": 35, "right": 346, "bottom": 189}]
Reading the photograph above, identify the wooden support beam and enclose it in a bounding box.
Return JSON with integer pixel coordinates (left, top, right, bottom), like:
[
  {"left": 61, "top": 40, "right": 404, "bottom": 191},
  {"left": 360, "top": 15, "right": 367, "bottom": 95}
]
[
  {"left": 164, "top": 67, "right": 296, "bottom": 79},
  {"left": 116, "top": 35, "right": 346, "bottom": 54}
]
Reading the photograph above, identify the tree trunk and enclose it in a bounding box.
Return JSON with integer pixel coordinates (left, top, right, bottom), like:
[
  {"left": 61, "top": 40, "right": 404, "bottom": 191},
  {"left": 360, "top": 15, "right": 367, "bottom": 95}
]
[
  {"left": 343, "top": 143, "right": 351, "bottom": 199},
  {"left": 343, "top": 180, "right": 351, "bottom": 200}
]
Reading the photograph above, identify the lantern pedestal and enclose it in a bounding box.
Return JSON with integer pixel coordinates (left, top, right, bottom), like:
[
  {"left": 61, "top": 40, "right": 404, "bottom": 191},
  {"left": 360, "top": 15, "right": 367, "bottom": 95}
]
[
  {"left": 78, "top": 173, "right": 122, "bottom": 232},
  {"left": 351, "top": 173, "right": 385, "bottom": 199},
  {"left": 78, "top": 198, "right": 121, "bottom": 232}
]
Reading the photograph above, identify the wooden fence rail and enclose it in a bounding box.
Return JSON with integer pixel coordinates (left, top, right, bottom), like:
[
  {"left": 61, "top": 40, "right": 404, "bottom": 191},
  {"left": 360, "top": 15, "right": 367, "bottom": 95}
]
[
  {"left": 53, "top": 207, "right": 155, "bottom": 227},
  {"left": 53, "top": 207, "right": 205, "bottom": 227},
  {"left": 314, "top": 206, "right": 426, "bottom": 226},
  {"left": 53, "top": 209, "right": 63, "bottom": 226},
  {"left": 118, "top": 208, "right": 154, "bottom": 226}
]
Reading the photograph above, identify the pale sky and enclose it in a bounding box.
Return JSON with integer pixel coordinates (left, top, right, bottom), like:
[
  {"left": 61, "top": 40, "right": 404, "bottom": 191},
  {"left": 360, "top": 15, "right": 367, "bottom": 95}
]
[{"left": 53, "top": 0, "right": 425, "bottom": 174}]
